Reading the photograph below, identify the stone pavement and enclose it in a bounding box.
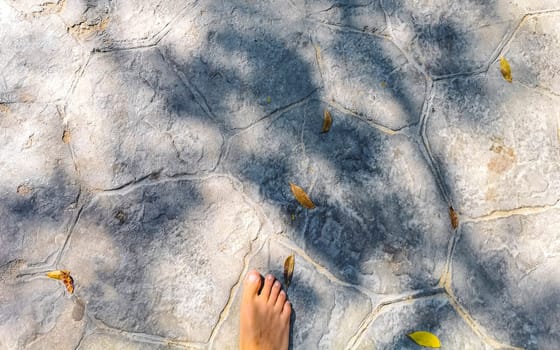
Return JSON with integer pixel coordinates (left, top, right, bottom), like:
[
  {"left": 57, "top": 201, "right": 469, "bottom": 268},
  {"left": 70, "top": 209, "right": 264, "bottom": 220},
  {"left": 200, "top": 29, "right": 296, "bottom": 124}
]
[{"left": 1, "top": 0, "right": 559, "bottom": 349}]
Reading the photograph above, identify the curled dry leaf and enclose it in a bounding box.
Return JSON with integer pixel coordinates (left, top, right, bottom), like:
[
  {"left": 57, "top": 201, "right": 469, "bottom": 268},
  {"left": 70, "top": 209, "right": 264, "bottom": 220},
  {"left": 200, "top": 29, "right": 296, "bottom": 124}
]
[
  {"left": 284, "top": 254, "right": 295, "bottom": 288},
  {"left": 407, "top": 331, "right": 441, "bottom": 348},
  {"left": 499, "top": 56, "right": 512, "bottom": 83},
  {"left": 321, "top": 108, "right": 332, "bottom": 133},
  {"left": 449, "top": 206, "right": 459, "bottom": 230},
  {"left": 290, "top": 183, "right": 315, "bottom": 209},
  {"left": 46, "top": 270, "right": 74, "bottom": 294}
]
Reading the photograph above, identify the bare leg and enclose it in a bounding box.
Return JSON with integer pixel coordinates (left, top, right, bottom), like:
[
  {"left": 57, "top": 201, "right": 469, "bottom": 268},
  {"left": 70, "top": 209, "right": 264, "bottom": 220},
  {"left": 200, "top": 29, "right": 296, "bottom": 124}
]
[{"left": 239, "top": 270, "right": 291, "bottom": 350}]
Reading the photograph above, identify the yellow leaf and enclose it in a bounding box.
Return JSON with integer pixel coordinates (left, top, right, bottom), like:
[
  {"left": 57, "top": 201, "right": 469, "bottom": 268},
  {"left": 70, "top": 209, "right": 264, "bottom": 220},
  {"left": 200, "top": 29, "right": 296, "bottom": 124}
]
[
  {"left": 284, "top": 254, "right": 295, "bottom": 288},
  {"left": 321, "top": 108, "right": 332, "bottom": 133},
  {"left": 499, "top": 56, "right": 512, "bottom": 83},
  {"left": 408, "top": 331, "right": 441, "bottom": 348},
  {"left": 46, "top": 270, "right": 74, "bottom": 294},
  {"left": 46, "top": 270, "right": 69, "bottom": 281},
  {"left": 290, "top": 183, "right": 315, "bottom": 209},
  {"left": 449, "top": 206, "right": 459, "bottom": 230}
]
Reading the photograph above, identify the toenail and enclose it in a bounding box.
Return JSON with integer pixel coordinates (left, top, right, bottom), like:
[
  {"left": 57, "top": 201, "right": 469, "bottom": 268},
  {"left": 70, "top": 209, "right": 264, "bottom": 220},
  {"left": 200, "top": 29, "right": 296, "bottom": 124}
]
[
  {"left": 273, "top": 281, "right": 280, "bottom": 288},
  {"left": 247, "top": 272, "right": 259, "bottom": 283},
  {"left": 266, "top": 274, "right": 274, "bottom": 281}
]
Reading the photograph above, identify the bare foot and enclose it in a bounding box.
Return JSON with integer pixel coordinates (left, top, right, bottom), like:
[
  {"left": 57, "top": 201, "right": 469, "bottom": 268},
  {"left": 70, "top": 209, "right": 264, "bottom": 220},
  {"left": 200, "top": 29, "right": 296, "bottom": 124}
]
[{"left": 239, "top": 270, "right": 291, "bottom": 350}]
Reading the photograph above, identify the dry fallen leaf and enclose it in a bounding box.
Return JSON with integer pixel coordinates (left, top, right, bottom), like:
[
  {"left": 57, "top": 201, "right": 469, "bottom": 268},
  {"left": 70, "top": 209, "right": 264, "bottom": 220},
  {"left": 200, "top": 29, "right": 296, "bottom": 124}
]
[
  {"left": 46, "top": 270, "right": 69, "bottom": 280},
  {"left": 284, "top": 254, "right": 295, "bottom": 288},
  {"left": 408, "top": 331, "right": 441, "bottom": 348},
  {"left": 321, "top": 108, "right": 332, "bottom": 133},
  {"left": 46, "top": 270, "right": 74, "bottom": 294},
  {"left": 62, "top": 129, "right": 71, "bottom": 144},
  {"left": 499, "top": 56, "right": 512, "bottom": 83},
  {"left": 449, "top": 206, "right": 459, "bottom": 230},
  {"left": 290, "top": 183, "right": 315, "bottom": 209}
]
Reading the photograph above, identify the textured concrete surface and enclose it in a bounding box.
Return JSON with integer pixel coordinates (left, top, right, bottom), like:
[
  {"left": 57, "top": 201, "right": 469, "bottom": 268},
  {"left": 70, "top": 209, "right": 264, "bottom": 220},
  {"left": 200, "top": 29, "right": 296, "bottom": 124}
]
[{"left": 1, "top": 1, "right": 559, "bottom": 349}]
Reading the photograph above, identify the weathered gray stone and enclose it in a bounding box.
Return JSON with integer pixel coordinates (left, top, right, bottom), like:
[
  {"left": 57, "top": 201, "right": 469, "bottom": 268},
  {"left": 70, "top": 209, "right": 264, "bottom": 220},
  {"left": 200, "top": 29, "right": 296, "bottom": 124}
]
[
  {"left": 382, "top": 0, "right": 522, "bottom": 77},
  {"left": 0, "top": 278, "right": 85, "bottom": 350},
  {"left": 451, "top": 210, "right": 560, "bottom": 349},
  {"left": 311, "top": 25, "right": 426, "bottom": 129},
  {"left": 0, "top": 2, "right": 84, "bottom": 103},
  {"left": 160, "top": 1, "right": 321, "bottom": 130},
  {"left": 505, "top": 13, "right": 560, "bottom": 96},
  {"left": 0, "top": 104, "right": 79, "bottom": 267},
  {"left": 212, "top": 237, "right": 372, "bottom": 349},
  {"left": 59, "top": 176, "right": 261, "bottom": 342},
  {"left": 67, "top": 48, "right": 223, "bottom": 190},
  {"left": 226, "top": 100, "right": 450, "bottom": 293},
  {"left": 355, "top": 296, "right": 491, "bottom": 349},
  {"left": 427, "top": 75, "right": 560, "bottom": 218}
]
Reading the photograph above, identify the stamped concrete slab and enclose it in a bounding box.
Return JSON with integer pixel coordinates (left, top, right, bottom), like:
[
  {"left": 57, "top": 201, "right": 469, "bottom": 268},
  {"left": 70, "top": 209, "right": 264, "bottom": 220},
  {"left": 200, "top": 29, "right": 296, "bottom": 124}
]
[
  {"left": 3, "top": 0, "right": 66, "bottom": 16},
  {"left": 355, "top": 296, "right": 491, "bottom": 349},
  {"left": 77, "top": 333, "right": 184, "bottom": 350},
  {"left": 0, "top": 104, "right": 79, "bottom": 267},
  {"left": 311, "top": 25, "right": 426, "bottom": 130},
  {"left": 0, "top": 2, "right": 84, "bottom": 103},
  {"left": 59, "top": 176, "right": 261, "bottom": 343},
  {"left": 56, "top": 0, "right": 195, "bottom": 49},
  {"left": 505, "top": 13, "right": 560, "bottom": 96},
  {"left": 67, "top": 48, "right": 223, "bottom": 190},
  {"left": 160, "top": 1, "right": 320, "bottom": 130},
  {"left": 382, "top": 0, "right": 522, "bottom": 77},
  {"left": 296, "top": 0, "right": 386, "bottom": 34},
  {"left": 427, "top": 75, "right": 560, "bottom": 218},
  {"left": 0, "top": 278, "right": 84, "bottom": 350},
  {"left": 451, "top": 210, "right": 560, "bottom": 349},
  {"left": 226, "top": 100, "right": 450, "bottom": 293},
  {"left": 212, "top": 237, "right": 372, "bottom": 349}
]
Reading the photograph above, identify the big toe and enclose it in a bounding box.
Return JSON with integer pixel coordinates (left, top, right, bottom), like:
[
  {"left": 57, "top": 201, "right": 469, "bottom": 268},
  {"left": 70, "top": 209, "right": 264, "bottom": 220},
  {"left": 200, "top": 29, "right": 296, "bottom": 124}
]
[{"left": 242, "top": 270, "right": 262, "bottom": 300}]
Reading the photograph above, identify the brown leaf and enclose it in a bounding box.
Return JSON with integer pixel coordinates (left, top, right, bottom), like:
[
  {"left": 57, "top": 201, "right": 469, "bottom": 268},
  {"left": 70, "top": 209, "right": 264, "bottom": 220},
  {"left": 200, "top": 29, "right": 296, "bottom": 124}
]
[
  {"left": 62, "top": 129, "right": 71, "bottom": 144},
  {"left": 63, "top": 274, "right": 74, "bottom": 294},
  {"left": 290, "top": 183, "right": 315, "bottom": 209},
  {"left": 284, "top": 254, "right": 295, "bottom": 288},
  {"left": 321, "top": 108, "right": 332, "bottom": 133},
  {"left": 46, "top": 270, "right": 74, "bottom": 294},
  {"left": 499, "top": 56, "right": 512, "bottom": 83},
  {"left": 449, "top": 206, "right": 459, "bottom": 229}
]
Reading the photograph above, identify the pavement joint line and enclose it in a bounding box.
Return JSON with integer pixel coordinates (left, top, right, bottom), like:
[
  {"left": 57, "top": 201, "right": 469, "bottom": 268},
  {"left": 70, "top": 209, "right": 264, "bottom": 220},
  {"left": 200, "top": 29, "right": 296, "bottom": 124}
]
[
  {"left": 419, "top": 82, "right": 452, "bottom": 206},
  {"left": 464, "top": 198, "right": 560, "bottom": 222},
  {"left": 208, "top": 232, "right": 271, "bottom": 349},
  {"left": 327, "top": 100, "right": 399, "bottom": 135},
  {"left": 345, "top": 288, "right": 445, "bottom": 350},
  {"left": 444, "top": 292, "right": 523, "bottom": 350}
]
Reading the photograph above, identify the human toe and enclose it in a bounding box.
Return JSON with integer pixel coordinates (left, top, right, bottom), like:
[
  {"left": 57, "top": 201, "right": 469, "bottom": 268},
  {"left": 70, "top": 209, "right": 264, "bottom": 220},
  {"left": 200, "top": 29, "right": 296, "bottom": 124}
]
[{"left": 242, "top": 270, "right": 262, "bottom": 300}]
